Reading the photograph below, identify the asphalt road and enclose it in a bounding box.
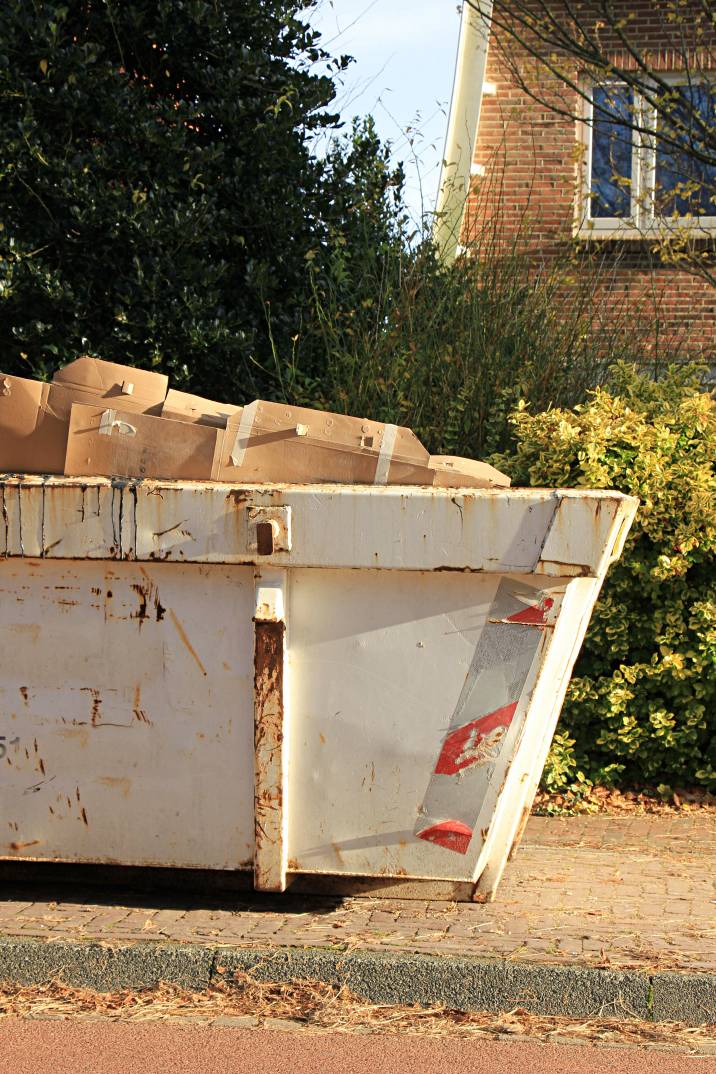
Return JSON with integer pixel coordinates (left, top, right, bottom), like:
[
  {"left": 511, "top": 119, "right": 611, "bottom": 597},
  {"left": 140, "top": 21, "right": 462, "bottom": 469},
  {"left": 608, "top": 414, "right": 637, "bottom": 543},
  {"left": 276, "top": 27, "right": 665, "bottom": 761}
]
[{"left": 1, "top": 1020, "right": 714, "bottom": 1074}]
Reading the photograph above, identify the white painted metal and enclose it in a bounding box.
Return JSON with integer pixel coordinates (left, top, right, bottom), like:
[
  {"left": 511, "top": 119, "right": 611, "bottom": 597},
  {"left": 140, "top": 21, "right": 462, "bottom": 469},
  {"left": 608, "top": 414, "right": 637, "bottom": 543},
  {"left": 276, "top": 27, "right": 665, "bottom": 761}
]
[
  {"left": 0, "top": 557, "right": 255, "bottom": 869},
  {"left": 0, "top": 476, "right": 637, "bottom": 899}
]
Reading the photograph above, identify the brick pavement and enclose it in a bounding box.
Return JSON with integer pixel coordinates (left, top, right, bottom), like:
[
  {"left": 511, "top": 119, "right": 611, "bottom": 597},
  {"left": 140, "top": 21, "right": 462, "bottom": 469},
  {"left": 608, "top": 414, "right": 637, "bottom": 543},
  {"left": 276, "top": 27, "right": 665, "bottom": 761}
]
[{"left": 0, "top": 814, "right": 714, "bottom": 976}]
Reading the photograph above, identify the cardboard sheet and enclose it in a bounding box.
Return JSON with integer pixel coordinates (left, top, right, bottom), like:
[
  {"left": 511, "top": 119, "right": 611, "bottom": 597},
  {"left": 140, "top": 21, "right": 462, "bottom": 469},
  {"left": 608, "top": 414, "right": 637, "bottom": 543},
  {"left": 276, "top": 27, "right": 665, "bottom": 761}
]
[
  {"left": 3, "top": 358, "right": 511, "bottom": 489},
  {"left": 64, "top": 403, "right": 222, "bottom": 481}
]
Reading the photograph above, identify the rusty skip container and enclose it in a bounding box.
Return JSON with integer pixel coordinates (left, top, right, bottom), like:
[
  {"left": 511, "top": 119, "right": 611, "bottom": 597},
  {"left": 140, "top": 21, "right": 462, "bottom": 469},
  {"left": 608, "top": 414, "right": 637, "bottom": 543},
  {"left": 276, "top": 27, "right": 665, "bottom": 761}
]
[{"left": 0, "top": 476, "right": 637, "bottom": 901}]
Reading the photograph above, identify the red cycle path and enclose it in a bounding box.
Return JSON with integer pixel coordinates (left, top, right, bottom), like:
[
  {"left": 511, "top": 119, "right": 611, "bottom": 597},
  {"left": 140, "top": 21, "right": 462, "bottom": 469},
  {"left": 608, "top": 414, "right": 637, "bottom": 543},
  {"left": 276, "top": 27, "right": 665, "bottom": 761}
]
[{"left": 0, "top": 1020, "right": 712, "bottom": 1074}]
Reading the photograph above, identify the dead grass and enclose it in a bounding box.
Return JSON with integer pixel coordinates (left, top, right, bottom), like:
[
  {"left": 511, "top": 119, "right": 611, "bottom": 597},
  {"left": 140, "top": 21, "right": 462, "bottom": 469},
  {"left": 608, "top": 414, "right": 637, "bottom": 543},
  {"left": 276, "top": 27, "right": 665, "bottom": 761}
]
[
  {"left": 0, "top": 976, "right": 715, "bottom": 1052},
  {"left": 533, "top": 785, "right": 716, "bottom": 817}
]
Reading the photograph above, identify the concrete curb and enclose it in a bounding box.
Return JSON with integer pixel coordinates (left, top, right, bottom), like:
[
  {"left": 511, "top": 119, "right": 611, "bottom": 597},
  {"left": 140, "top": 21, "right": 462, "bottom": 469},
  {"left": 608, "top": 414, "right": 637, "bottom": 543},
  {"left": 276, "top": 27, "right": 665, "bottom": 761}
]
[{"left": 0, "top": 937, "right": 714, "bottom": 1026}]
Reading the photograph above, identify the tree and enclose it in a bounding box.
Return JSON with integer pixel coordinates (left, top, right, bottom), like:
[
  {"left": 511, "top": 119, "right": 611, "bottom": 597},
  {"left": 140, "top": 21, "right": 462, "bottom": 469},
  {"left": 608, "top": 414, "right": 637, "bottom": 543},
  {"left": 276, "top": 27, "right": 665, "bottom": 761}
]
[
  {"left": 467, "top": 0, "right": 716, "bottom": 283},
  {"left": 0, "top": 0, "right": 363, "bottom": 398}
]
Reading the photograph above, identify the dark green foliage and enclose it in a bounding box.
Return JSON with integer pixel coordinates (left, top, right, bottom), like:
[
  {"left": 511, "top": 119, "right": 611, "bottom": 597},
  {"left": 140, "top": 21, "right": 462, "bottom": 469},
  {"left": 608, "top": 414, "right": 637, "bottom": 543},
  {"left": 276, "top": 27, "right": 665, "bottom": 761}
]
[{"left": 0, "top": 0, "right": 362, "bottom": 397}]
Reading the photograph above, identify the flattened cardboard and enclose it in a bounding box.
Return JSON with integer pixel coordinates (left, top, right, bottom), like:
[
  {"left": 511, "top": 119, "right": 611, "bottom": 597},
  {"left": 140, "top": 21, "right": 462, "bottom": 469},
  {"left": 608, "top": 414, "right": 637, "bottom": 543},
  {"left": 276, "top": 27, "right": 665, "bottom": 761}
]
[
  {"left": 429, "top": 455, "right": 511, "bottom": 489},
  {"left": 162, "top": 389, "right": 242, "bottom": 428},
  {"left": 53, "top": 357, "right": 168, "bottom": 414},
  {"left": 64, "top": 403, "right": 222, "bottom": 481},
  {"left": 218, "top": 400, "right": 432, "bottom": 485},
  {"left": 1, "top": 358, "right": 171, "bottom": 476},
  {"left": 0, "top": 373, "right": 79, "bottom": 475}
]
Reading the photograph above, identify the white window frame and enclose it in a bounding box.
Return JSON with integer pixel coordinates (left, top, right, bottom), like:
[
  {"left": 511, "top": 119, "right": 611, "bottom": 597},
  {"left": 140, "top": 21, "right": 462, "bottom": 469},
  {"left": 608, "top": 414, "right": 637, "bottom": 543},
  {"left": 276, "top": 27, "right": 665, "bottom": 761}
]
[{"left": 575, "top": 75, "right": 716, "bottom": 240}]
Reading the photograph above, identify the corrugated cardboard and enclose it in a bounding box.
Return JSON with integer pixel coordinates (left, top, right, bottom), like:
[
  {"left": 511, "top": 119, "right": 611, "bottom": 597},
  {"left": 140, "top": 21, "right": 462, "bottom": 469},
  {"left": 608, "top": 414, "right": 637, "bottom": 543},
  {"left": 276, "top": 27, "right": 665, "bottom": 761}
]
[
  {"left": 0, "top": 374, "right": 67, "bottom": 474},
  {"left": 0, "top": 359, "right": 170, "bottom": 476},
  {"left": 64, "top": 403, "right": 222, "bottom": 481},
  {"left": 62, "top": 398, "right": 511, "bottom": 489},
  {"left": 216, "top": 401, "right": 432, "bottom": 485},
  {"left": 162, "top": 389, "right": 242, "bottom": 429},
  {"left": 64, "top": 399, "right": 433, "bottom": 485},
  {"left": 429, "top": 455, "right": 511, "bottom": 489},
  {"left": 53, "top": 357, "right": 168, "bottom": 415}
]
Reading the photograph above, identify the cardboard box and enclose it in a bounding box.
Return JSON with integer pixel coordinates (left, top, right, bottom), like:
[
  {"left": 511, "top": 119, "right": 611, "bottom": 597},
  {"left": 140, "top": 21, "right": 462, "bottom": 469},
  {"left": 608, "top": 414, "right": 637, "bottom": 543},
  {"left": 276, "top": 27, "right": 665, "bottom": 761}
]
[
  {"left": 0, "top": 359, "right": 170, "bottom": 476},
  {"left": 64, "top": 403, "right": 222, "bottom": 481},
  {"left": 63, "top": 399, "right": 436, "bottom": 486},
  {"left": 162, "top": 388, "right": 242, "bottom": 428},
  {"left": 429, "top": 455, "right": 511, "bottom": 489},
  {"left": 52, "top": 357, "right": 168, "bottom": 415},
  {"left": 216, "top": 400, "right": 432, "bottom": 484},
  {"left": 60, "top": 392, "right": 510, "bottom": 491},
  {"left": 0, "top": 374, "right": 68, "bottom": 474}
]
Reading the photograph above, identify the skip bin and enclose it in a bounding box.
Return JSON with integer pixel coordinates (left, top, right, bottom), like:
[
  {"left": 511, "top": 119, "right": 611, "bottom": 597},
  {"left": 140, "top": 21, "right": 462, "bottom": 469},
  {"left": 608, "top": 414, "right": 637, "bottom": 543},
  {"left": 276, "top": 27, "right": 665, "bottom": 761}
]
[{"left": 0, "top": 476, "right": 637, "bottom": 901}]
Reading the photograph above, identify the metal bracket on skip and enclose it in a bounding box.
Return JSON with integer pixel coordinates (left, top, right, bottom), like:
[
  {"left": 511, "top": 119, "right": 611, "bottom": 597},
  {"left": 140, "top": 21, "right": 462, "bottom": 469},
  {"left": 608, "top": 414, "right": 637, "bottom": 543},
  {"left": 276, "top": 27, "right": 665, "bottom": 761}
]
[
  {"left": 415, "top": 580, "right": 559, "bottom": 856},
  {"left": 252, "top": 569, "right": 289, "bottom": 892}
]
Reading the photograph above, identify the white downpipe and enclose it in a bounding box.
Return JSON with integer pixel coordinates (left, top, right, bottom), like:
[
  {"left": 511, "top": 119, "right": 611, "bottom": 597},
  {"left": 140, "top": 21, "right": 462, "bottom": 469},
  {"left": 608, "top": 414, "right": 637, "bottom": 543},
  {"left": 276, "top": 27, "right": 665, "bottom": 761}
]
[{"left": 433, "top": 0, "right": 493, "bottom": 262}]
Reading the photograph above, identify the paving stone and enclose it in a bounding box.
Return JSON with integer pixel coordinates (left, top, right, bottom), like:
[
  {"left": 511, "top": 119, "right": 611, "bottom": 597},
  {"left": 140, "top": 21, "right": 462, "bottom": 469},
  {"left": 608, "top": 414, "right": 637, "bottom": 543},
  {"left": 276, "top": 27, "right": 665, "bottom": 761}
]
[{"left": 0, "top": 814, "right": 714, "bottom": 983}]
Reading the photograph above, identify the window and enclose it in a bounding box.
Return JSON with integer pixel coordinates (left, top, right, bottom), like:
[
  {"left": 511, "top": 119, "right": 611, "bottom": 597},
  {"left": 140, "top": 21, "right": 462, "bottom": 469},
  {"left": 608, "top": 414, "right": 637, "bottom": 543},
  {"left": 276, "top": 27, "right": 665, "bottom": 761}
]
[{"left": 579, "top": 78, "right": 716, "bottom": 236}]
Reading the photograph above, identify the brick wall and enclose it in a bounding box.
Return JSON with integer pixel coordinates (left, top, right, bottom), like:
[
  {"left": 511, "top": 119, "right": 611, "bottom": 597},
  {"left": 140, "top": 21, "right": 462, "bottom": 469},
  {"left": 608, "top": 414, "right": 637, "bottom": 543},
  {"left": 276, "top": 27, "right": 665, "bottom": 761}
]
[{"left": 465, "top": 4, "right": 716, "bottom": 363}]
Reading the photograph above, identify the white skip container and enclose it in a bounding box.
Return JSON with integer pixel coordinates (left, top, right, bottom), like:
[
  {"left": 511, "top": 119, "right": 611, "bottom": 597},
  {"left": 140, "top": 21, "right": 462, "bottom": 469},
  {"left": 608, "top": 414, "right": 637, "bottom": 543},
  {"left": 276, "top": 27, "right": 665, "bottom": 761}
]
[{"left": 0, "top": 475, "right": 637, "bottom": 901}]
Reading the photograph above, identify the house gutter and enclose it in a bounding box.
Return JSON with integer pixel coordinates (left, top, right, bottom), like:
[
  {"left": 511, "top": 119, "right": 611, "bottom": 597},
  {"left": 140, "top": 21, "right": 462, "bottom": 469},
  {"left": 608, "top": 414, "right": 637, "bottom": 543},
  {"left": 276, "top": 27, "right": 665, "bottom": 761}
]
[{"left": 433, "top": 0, "right": 493, "bottom": 262}]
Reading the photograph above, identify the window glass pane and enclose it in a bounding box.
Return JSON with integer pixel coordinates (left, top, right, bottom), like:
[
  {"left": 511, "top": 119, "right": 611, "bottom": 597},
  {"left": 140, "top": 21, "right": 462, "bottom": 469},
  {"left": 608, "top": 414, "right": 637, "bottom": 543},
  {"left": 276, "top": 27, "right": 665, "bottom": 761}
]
[
  {"left": 589, "top": 85, "right": 634, "bottom": 218},
  {"left": 655, "top": 83, "right": 716, "bottom": 217}
]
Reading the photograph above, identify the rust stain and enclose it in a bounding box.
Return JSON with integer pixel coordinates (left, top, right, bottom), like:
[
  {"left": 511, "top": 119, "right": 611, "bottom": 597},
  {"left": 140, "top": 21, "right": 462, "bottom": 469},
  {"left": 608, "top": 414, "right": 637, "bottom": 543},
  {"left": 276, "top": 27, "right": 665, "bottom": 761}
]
[
  {"left": 433, "top": 565, "right": 481, "bottom": 573},
  {"left": 38, "top": 759, "right": 45, "bottom": 775},
  {"left": 132, "top": 567, "right": 167, "bottom": 623},
  {"left": 80, "top": 687, "right": 103, "bottom": 725},
  {"left": 331, "top": 842, "right": 344, "bottom": 865},
  {"left": 152, "top": 519, "right": 188, "bottom": 539},
  {"left": 508, "top": 802, "right": 533, "bottom": 862},
  {"left": 169, "top": 609, "right": 207, "bottom": 677},
  {"left": 253, "top": 619, "right": 285, "bottom": 890},
  {"left": 319, "top": 733, "right": 326, "bottom": 745},
  {"left": 9, "top": 840, "right": 40, "bottom": 851},
  {"left": 81, "top": 807, "right": 89, "bottom": 826},
  {"left": 19, "top": 687, "right": 29, "bottom": 703},
  {"left": 97, "top": 776, "right": 131, "bottom": 798},
  {"left": 131, "top": 685, "right": 151, "bottom": 724}
]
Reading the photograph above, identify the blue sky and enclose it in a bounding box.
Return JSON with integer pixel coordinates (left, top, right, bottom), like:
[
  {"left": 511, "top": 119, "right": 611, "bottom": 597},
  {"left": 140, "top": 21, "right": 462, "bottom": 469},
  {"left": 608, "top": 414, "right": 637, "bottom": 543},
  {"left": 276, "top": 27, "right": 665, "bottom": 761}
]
[{"left": 310, "top": 0, "right": 462, "bottom": 226}]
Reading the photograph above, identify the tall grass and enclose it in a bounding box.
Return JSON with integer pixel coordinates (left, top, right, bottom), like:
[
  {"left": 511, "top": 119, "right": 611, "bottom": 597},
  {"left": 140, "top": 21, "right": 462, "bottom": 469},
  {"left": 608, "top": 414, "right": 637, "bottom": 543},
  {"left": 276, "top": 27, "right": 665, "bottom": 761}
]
[{"left": 260, "top": 123, "right": 678, "bottom": 459}]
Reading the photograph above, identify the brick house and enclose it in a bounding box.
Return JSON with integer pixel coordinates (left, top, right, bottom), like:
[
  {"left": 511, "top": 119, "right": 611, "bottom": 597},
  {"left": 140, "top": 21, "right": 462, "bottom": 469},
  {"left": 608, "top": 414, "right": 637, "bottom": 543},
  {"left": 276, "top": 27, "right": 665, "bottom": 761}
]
[{"left": 435, "top": 1, "right": 716, "bottom": 361}]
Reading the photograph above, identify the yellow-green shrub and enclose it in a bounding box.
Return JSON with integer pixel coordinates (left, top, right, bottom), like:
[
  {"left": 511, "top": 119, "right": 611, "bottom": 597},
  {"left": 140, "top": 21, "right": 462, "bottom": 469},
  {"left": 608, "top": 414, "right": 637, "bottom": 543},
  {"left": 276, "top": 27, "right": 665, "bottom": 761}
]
[{"left": 496, "top": 365, "right": 716, "bottom": 790}]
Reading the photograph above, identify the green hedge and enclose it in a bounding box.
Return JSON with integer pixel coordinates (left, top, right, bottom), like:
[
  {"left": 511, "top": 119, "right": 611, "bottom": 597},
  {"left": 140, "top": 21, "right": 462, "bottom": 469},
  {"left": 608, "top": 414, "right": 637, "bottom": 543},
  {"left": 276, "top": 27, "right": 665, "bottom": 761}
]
[{"left": 495, "top": 366, "right": 716, "bottom": 792}]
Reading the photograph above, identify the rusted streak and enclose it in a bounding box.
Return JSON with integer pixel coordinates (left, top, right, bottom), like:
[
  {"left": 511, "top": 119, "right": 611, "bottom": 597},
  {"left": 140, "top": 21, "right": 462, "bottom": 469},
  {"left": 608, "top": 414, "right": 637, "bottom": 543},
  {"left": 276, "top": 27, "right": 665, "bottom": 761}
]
[
  {"left": 9, "top": 840, "right": 40, "bottom": 851},
  {"left": 80, "top": 687, "right": 103, "bottom": 725},
  {"left": 152, "top": 519, "right": 189, "bottom": 539},
  {"left": 168, "top": 608, "right": 207, "bottom": 676},
  {"left": 508, "top": 800, "right": 533, "bottom": 862},
  {"left": 253, "top": 619, "right": 285, "bottom": 889}
]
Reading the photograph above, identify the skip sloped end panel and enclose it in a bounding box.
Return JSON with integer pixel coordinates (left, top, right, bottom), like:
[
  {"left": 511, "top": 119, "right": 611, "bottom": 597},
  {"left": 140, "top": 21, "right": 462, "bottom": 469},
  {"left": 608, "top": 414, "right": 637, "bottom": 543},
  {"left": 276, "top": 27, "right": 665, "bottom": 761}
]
[{"left": 285, "top": 568, "right": 571, "bottom": 883}]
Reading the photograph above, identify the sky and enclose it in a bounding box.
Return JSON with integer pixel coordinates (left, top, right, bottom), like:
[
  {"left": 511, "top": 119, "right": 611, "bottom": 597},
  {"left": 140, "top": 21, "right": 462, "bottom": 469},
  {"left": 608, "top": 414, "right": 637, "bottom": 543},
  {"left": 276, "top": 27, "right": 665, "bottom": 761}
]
[{"left": 310, "top": 0, "right": 462, "bottom": 227}]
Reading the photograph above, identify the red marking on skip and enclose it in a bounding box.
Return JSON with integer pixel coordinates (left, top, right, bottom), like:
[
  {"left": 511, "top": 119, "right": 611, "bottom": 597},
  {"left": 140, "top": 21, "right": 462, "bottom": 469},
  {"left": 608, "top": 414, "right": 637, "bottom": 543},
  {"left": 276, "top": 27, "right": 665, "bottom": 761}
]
[
  {"left": 416, "top": 820, "right": 473, "bottom": 855},
  {"left": 505, "top": 597, "right": 554, "bottom": 625},
  {"left": 434, "top": 702, "right": 517, "bottom": 776}
]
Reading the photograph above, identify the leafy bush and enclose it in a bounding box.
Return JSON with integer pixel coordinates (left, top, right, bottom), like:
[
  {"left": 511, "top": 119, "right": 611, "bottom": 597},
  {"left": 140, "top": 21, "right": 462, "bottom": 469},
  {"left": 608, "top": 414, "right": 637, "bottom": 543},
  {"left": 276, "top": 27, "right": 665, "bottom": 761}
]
[
  {"left": 497, "top": 365, "right": 716, "bottom": 790},
  {"left": 284, "top": 207, "right": 669, "bottom": 458}
]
